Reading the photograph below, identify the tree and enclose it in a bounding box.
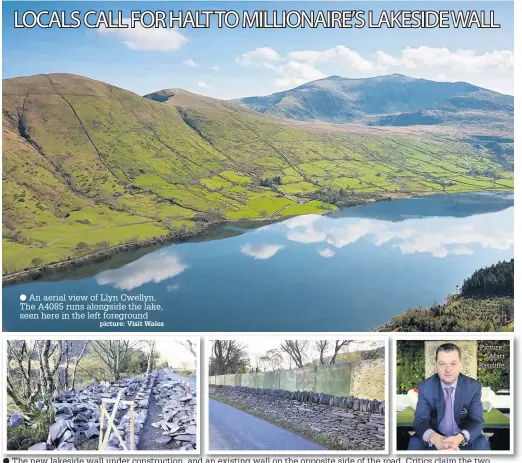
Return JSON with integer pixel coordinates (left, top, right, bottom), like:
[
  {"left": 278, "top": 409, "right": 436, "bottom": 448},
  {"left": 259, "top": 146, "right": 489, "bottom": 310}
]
[
  {"left": 75, "top": 241, "right": 89, "bottom": 251},
  {"left": 330, "top": 340, "right": 351, "bottom": 364},
  {"left": 250, "top": 354, "right": 263, "bottom": 373},
  {"left": 259, "top": 348, "right": 284, "bottom": 371},
  {"left": 6, "top": 341, "right": 41, "bottom": 413},
  {"left": 314, "top": 340, "right": 328, "bottom": 365},
  {"left": 31, "top": 257, "right": 43, "bottom": 267},
  {"left": 37, "top": 341, "right": 63, "bottom": 404},
  {"left": 145, "top": 341, "right": 156, "bottom": 376},
  {"left": 90, "top": 340, "right": 142, "bottom": 381},
  {"left": 209, "top": 340, "right": 250, "bottom": 375},
  {"left": 6, "top": 340, "right": 64, "bottom": 413},
  {"left": 281, "top": 340, "right": 308, "bottom": 368},
  {"left": 69, "top": 341, "right": 89, "bottom": 391},
  {"left": 177, "top": 340, "right": 198, "bottom": 360}
]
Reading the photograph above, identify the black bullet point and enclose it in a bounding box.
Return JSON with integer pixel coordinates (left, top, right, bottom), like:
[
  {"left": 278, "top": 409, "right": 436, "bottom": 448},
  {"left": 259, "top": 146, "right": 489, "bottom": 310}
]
[{"left": 4, "top": 458, "right": 10, "bottom": 463}]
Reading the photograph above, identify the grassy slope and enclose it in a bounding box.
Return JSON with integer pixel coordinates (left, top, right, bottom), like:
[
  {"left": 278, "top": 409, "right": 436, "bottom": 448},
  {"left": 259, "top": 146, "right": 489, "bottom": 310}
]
[
  {"left": 2, "top": 74, "right": 514, "bottom": 273},
  {"left": 377, "top": 297, "right": 514, "bottom": 332}
]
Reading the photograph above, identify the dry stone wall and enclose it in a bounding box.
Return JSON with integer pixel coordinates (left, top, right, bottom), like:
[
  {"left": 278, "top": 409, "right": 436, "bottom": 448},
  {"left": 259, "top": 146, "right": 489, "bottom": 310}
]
[{"left": 210, "top": 385, "right": 385, "bottom": 450}]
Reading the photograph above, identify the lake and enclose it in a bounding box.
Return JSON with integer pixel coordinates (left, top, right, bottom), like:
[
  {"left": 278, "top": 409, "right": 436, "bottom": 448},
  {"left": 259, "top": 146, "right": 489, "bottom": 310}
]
[{"left": 3, "top": 192, "right": 514, "bottom": 332}]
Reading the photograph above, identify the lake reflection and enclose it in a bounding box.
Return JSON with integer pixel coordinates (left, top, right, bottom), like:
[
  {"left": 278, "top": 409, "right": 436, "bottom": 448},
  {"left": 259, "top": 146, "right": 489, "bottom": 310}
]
[
  {"left": 3, "top": 193, "right": 514, "bottom": 332},
  {"left": 95, "top": 250, "right": 188, "bottom": 290}
]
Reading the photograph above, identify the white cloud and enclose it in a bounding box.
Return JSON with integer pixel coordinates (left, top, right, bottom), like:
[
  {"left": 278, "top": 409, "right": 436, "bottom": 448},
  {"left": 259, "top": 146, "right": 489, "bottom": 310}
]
[
  {"left": 166, "top": 284, "right": 180, "bottom": 292},
  {"left": 183, "top": 59, "right": 199, "bottom": 68},
  {"left": 211, "top": 65, "right": 221, "bottom": 71},
  {"left": 236, "top": 47, "right": 282, "bottom": 67},
  {"left": 287, "top": 225, "right": 326, "bottom": 244},
  {"left": 236, "top": 47, "right": 325, "bottom": 88},
  {"left": 282, "top": 208, "right": 513, "bottom": 258},
  {"left": 197, "top": 81, "right": 209, "bottom": 88},
  {"left": 97, "top": 18, "right": 187, "bottom": 52},
  {"left": 238, "top": 45, "right": 514, "bottom": 94},
  {"left": 318, "top": 248, "right": 335, "bottom": 258},
  {"left": 385, "top": 47, "right": 514, "bottom": 72},
  {"left": 240, "top": 243, "right": 285, "bottom": 260},
  {"left": 274, "top": 61, "right": 327, "bottom": 88},
  {"left": 289, "top": 45, "right": 376, "bottom": 72},
  {"left": 326, "top": 220, "right": 382, "bottom": 248},
  {"left": 95, "top": 250, "right": 188, "bottom": 290},
  {"left": 284, "top": 214, "right": 322, "bottom": 229}
]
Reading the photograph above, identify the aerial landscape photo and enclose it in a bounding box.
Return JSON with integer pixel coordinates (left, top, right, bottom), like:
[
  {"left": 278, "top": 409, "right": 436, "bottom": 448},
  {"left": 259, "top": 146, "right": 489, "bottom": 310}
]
[{"left": 2, "top": 1, "right": 514, "bottom": 332}]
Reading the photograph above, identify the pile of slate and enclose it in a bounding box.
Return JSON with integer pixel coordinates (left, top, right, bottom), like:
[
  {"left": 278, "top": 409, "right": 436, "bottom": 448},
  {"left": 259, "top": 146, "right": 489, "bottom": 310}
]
[
  {"left": 104, "top": 372, "right": 156, "bottom": 451},
  {"left": 214, "top": 385, "right": 385, "bottom": 414},
  {"left": 151, "top": 373, "right": 197, "bottom": 450},
  {"left": 7, "top": 412, "right": 26, "bottom": 429},
  {"left": 10, "top": 375, "right": 150, "bottom": 451}
]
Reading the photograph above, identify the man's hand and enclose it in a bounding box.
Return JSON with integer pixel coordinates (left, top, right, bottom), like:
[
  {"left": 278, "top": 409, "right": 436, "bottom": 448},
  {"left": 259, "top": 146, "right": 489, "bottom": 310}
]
[
  {"left": 429, "top": 432, "right": 455, "bottom": 450},
  {"left": 441, "top": 434, "right": 464, "bottom": 451}
]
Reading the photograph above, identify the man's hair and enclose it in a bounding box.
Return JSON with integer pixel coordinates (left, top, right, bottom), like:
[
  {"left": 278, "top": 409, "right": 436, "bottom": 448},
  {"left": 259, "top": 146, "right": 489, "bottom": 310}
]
[{"left": 435, "top": 343, "right": 461, "bottom": 361}]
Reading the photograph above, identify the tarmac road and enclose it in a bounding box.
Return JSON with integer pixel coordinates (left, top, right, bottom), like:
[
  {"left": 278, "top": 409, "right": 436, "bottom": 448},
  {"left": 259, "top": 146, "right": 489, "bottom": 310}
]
[
  {"left": 208, "top": 399, "right": 325, "bottom": 451},
  {"left": 171, "top": 369, "right": 197, "bottom": 392}
]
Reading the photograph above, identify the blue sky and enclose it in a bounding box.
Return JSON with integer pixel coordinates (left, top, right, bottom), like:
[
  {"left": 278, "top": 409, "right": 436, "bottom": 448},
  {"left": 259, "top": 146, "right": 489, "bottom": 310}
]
[{"left": 2, "top": 1, "right": 514, "bottom": 98}]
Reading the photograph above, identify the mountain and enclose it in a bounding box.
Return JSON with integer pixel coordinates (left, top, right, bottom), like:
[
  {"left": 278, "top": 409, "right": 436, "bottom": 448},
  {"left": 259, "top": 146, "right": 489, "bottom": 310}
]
[
  {"left": 235, "top": 74, "right": 514, "bottom": 127},
  {"left": 2, "top": 74, "right": 513, "bottom": 274}
]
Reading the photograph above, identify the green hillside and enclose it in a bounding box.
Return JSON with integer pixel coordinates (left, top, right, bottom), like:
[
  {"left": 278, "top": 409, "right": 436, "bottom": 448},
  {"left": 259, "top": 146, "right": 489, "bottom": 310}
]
[
  {"left": 378, "top": 260, "right": 515, "bottom": 332},
  {"left": 2, "top": 74, "right": 514, "bottom": 274}
]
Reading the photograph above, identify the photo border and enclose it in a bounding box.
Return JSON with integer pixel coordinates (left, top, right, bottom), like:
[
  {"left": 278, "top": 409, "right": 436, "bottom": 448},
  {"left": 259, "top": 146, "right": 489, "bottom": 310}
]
[
  {"left": 392, "top": 333, "right": 515, "bottom": 455},
  {"left": 2, "top": 333, "right": 201, "bottom": 455},
  {"left": 204, "top": 332, "right": 389, "bottom": 455}
]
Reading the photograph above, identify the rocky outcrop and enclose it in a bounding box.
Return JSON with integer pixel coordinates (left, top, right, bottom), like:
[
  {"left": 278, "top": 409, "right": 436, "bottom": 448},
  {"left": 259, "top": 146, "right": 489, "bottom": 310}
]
[{"left": 210, "top": 385, "right": 385, "bottom": 450}]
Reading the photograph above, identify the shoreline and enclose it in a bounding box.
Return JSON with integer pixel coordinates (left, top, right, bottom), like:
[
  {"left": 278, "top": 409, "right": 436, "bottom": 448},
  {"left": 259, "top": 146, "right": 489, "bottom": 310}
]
[
  {"left": 1, "top": 212, "right": 307, "bottom": 286},
  {"left": 2, "top": 189, "right": 512, "bottom": 286}
]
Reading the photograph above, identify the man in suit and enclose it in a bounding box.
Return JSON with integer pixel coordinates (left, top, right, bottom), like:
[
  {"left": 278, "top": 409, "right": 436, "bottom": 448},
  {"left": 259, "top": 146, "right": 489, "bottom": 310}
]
[{"left": 408, "top": 343, "right": 490, "bottom": 451}]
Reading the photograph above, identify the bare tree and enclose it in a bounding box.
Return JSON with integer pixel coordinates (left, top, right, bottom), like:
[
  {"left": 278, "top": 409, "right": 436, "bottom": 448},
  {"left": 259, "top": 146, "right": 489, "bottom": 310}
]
[
  {"left": 281, "top": 340, "right": 308, "bottom": 368},
  {"left": 6, "top": 340, "right": 64, "bottom": 412},
  {"left": 314, "top": 340, "right": 329, "bottom": 365},
  {"left": 209, "top": 340, "right": 249, "bottom": 375},
  {"left": 177, "top": 340, "right": 198, "bottom": 360},
  {"left": 6, "top": 341, "right": 40, "bottom": 413},
  {"left": 250, "top": 354, "right": 262, "bottom": 373},
  {"left": 90, "top": 340, "right": 142, "bottom": 381},
  {"left": 63, "top": 341, "right": 70, "bottom": 391},
  {"left": 70, "top": 341, "right": 89, "bottom": 391},
  {"left": 146, "top": 340, "right": 156, "bottom": 376},
  {"left": 330, "top": 340, "right": 352, "bottom": 364},
  {"left": 57, "top": 341, "right": 90, "bottom": 392},
  {"left": 259, "top": 348, "right": 284, "bottom": 371},
  {"left": 37, "top": 341, "right": 63, "bottom": 404}
]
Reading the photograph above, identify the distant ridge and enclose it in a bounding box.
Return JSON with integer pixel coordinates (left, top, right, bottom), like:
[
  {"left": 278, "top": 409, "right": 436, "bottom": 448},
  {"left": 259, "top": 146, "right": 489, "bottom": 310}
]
[{"left": 235, "top": 74, "right": 513, "bottom": 127}]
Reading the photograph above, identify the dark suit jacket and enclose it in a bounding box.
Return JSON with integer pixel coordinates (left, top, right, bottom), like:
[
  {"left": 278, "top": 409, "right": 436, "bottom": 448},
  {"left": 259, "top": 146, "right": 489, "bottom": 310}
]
[{"left": 413, "top": 373, "right": 484, "bottom": 443}]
